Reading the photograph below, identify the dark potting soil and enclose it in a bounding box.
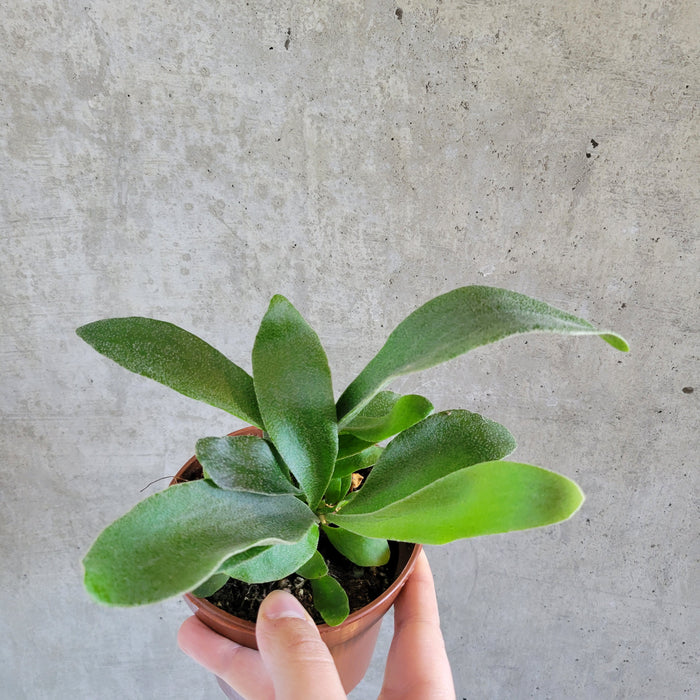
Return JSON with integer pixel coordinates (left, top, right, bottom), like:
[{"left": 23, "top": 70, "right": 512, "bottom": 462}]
[{"left": 205, "top": 534, "right": 400, "bottom": 625}]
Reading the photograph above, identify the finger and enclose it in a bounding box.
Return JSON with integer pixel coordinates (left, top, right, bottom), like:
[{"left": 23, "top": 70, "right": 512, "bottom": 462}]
[
  {"left": 255, "top": 590, "right": 346, "bottom": 700},
  {"left": 379, "top": 551, "right": 456, "bottom": 700},
  {"left": 178, "top": 615, "right": 274, "bottom": 700}
]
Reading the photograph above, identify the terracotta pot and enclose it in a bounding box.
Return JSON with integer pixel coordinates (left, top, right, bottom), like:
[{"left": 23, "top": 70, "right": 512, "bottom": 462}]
[{"left": 172, "top": 426, "right": 422, "bottom": 697}]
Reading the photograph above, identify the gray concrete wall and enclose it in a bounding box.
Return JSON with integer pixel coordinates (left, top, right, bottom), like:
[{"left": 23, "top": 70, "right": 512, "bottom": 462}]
[{"left": 2, "top": 1, "right": 697, "bottom": 698}]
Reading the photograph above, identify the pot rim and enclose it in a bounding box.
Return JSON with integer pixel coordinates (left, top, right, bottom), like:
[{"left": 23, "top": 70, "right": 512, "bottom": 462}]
[{"left": 183, "top": 540, "right": 421, "bottom": 634}]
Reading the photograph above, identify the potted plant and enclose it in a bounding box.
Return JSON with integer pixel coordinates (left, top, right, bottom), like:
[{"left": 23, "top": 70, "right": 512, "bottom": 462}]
[{"left": 77, "top": 285, "right": 627, "bottom": 692}]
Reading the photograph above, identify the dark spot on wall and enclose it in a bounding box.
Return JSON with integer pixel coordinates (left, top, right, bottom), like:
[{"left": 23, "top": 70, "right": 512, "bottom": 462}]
[
  {"left": 395, "top": 8, "right": 403, "bottom": 21},
  {"left": 682, "top": 387, "right": 694, "bottom": 394},
  {"left": 285, "top": 27, "right": 291, "bottom": 50},
  {"left": 591, "top": 138, "right": 599, "bottom": 148}
]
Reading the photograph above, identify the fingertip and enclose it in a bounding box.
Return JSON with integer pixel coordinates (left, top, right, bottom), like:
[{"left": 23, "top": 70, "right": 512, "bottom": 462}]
[
  {"left": 412, "top": 549, "right": 433, "bottom": 579},
  {"left": 258, "top": 589, "right": 314, "bottom": 624},
  {"left": 394, "top": 550, "right": 440, "bottom": 625},
  {"left": 256, "top": 592, "right": 346, "bottom": 699},
  {"left": 177, "top": 615, "right": 208, "bottom": 655},
  {"left": 405, "top": 550, "right": 437, "bottom": 593}
]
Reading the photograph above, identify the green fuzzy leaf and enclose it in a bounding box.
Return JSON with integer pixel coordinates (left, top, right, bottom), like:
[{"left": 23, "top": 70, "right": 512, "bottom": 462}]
[
  {"left": 322, "top": 525, "right": 390, "bottom": 567},
  {"left": 196, "top": 435, "right": 299, "bottom": 495},
  {"left": 336, "top": 410, "right": 516, "bottom": 514},
  {"left": 340, "top": 391, "right": 433, "bottom": 440},
  {"left": 217, "top": 545, "right": 271, "bottom": 570},
  {"left": 220, "top": 526, "right": 320, "bottom": 584},
  {"left": 295, "top": 550, "right": 328, "bottom": 579},
  {"left": 311, "top": 575, "right": 350, "bottom": 626},
  {"left": 76, "top": 317, "right": 263, "bottom": 427},
  {"left": 337, "top": 433, "right": 376, "bottom": 460},
  {"left": 328, "top": 461, "right": 584, "bottom": 543},
  {"left": 337, "top": 286, "right": 629, "bottom": 421},
  {"left": 83, "top": 481, "right": 317, "bottom": 605},
  {"left": 191, "top": 573, "right": 229, "bottom": 598},
  {"left": 252, "top": 296, "right": 338, "bottom": 508},
  {"left": 324, "top": 475, "right": 353, "bottom": 505},
  {"left": 332, "top": 445, "right": 384, "bottom": 479}
]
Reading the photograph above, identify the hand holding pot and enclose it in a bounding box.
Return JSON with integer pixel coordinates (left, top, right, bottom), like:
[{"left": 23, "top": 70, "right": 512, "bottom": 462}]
[{"left": 178, "top": 551, "right": 455, "bottom": 700}]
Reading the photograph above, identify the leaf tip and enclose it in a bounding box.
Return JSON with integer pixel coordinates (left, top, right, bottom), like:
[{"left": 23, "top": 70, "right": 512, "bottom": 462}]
[
  {"left": 269, "top": 294, "right": 291, "bottom": 309},
  {"left": 553, "top": 473, "right": 585, "bottom": 523},
  {"left": 571, "top": 480, "right": 586, "bottom": 515},
  {"left": 83, "top": 568, "right": 113, "bottom": 606},
  {"left": 75, "top": 322, "right": 94, "bottom": 341},
  {"left": 601, "top": 332, "right": 629, "bottom": 352}
]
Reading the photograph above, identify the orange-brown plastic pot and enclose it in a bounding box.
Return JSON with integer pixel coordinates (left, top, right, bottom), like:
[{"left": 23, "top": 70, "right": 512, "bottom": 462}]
[{"left": 172, "top": 427, "right": 422, "bottom": 696}]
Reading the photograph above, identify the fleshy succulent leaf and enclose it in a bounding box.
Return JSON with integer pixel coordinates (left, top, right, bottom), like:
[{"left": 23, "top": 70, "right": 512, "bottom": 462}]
[
  {"left": 332, "top": 444, "right": 384, "bottom": 479},
  {"left": 324, "top": 475, "right": 353, "bottom": 505},
  {"left": 83, "top": 481, "right": 317, "bottom": 605},
  {"left": 252, "top": 296, "right": 338, "bottom": 508},
  {"left": 196, "top": 435, "right": 299, "bottom": 495},
  {"left": 337, "top": 433, "right": 376, "bottom": 460},
  {"left": 219, "top": 526, "right": 320, "bottom": 584},
  {"left": 336, "top": 410, "right": 516, "bottom": 513},
  {"left": 217, "top": 545, "right": 271, "bottom": 570},
  {"left": 191, "top": 572, "right": 229, "bottom": 598},
  {"left": 337, "top": 285, "right": 629, "bottom": 421},
  {"left": 76, "top": 317, "right": 263, "bottom": 427},
  {"left": 328, "top": 460, "right": 585, "bottom": 543},
  {"left": 339, "top": 391, "right": 433, "bottom": 440},
  {"left": 322, "top": 525, "right": 390, "bottom": 567},
  {"left": 295, "top": 550, "right": 328, "bottom": 579},
  {"left": 311, "top": 575, "right": 350, "bottom": 626}
]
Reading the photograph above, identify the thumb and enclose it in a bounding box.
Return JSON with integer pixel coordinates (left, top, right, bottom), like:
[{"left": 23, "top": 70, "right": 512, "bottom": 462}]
[{"left": 256, "top": 590, "right": 346, "bottom": 700}]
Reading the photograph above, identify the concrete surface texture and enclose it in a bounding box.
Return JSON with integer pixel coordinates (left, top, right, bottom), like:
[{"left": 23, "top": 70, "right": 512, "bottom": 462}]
[{"left": 1, "top": 0, "right": 697, "bottom": 698}]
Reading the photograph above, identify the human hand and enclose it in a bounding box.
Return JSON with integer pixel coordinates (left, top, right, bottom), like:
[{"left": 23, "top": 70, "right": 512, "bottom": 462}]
[{"left": 178, "top": 551, "right": 455, "bottom": 700}]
